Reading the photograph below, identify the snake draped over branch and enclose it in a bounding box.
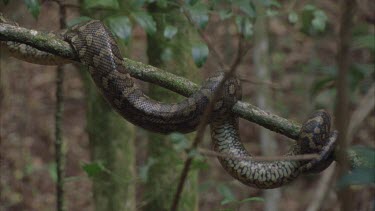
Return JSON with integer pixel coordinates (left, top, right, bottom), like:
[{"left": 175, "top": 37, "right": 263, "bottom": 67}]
[{"left": 1, "top": 18, "right": 338, "bottom": 189}]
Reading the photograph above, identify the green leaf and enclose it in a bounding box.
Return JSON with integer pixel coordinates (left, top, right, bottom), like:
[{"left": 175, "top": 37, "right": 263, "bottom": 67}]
[
  {"left": 238, "top": 197, "right": 264, "bottom": 203},
  {"left": 266, "top": 9, "right": 279, "bottom": 17},
  {"left": 82, "top": 161, "right": 106, "bottom": 178},
  {"left": 337, "top": 168, "right": 375, "bottom": 188},
  {"left": 139, "top": 157, "right": 157, "bottom": 182},
  {"left": 198, "top": 180, "right": 215, "bottom": 192},
  {"left": 83, "top": 0, "right": 119, "bottom": 10},
  {"left": 235, "top": 16, "right": 253, "bottom": 39},
  {"left": 23, "top": 0, "right": 40, "bottom": 19},
  {"left": 187, "top": 149, "right": 201, "bottom": 158},
  {"left": 169, "top": 132, "right": 190, "bottom": 151},
  {"left": 161, "top": 47, "right": 173, "bottom": 62},
  {"left": 164, "top": 25, "right": 178, "bottom": 39},
  {"left": 191, "top": 159, "right": 209, "bottom": 170},
  {"left": 156, "top": 0, "right": 168, "bottom": 8},
  {"left": 219, "top": 10, "right": 232, "bottom": 20},
  {"left": 186, "top": 0, "right": 199, "bottom": 6},
  {"left": 130, "top": 0, "right": 146, "bottom": 8},
  {"left": 106, "top": 16, "right": 132, "bottom": 43},
  {"left": 217, "top": 184, "right": 236, "bottom": 205},
  {"left": 300, "top": 5, "right": 327, "bottom": 35},
  {"left": 133, "top": 11, "right": 156, "bottom": 35},
  {"left": 353, "top": 34, "right": 375, "bottom": 51},
  {"left": 310, "top": 76, "right": 335, "bottom": 97},
  {"left": 67, "top": 16, "right": 92, "bottom": 27},
  {"left": 288, "top": 11, "right": 298, "bottom": 24},
  {"left": 349, "top": 146, "right": 375, "bottom": 168},
  {"left": 233, "top": 0, "right": 255, "bottom": 17},
  {"left": 261, "top": 0, "right": 281, "bottom": 7},
  {"left": 191, "top": 43, "right": 209, "bottom": 67},
  {"left": 48, "top": 163, "right": 57, "bottom": 182},
  {"left": 312, "top": 10, "right": 327, "bottom": 32},
  {"left": 186, "top": 3, "right": 209, "bottom": 29}
]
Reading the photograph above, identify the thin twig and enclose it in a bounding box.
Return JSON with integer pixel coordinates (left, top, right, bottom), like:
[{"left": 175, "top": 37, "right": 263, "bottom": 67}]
[
  {"left": 170, "top": 31, "right": 243, "bottom": 209},
  {"left": 170, "top": 70, "right": 237, "bottom": 211},
  {"left": 54, "top": 1, "right": 66, "bottom": 211},
  {"left": 306, "top": 163, "right": 337, "bottom": 211},
  {"left": 229, "top": 35, "right": 249, "bottom": 72},
  {"left": 178, "top": 1, "right": 229, "bottom": 71},
  {"left": 198, "top": 148, "right": 319, "bottom": 161},
  {"left": 347, "top": 84, "right": 375, "bottom": 143},
  {"left": 239, "top": 77, "right": 284, "bottom": 90}
]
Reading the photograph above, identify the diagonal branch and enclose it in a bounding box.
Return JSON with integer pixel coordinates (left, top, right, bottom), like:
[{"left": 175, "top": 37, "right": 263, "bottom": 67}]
[
  {"left": 0, "top": 20, "right": 301, "bottom": 140},
  {"left": 0, "top": 19, "right": 365, "bottom": 169}
]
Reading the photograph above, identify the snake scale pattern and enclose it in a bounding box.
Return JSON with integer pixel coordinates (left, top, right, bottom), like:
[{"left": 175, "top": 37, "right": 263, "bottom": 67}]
[{"left": 1, "top": 19, "right": 337, "bottom": 188}]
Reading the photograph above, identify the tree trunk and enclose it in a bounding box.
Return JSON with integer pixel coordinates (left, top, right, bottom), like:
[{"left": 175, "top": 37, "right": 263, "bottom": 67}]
[
  {"left": 80, "top": 0, "right": 136, "bottom": 209},
  {"left": 335, "top": 1, "right": 357, "bottom": 211},
  {"left": 143, "top": 4, "right": 199, "bottom": 211},
  {"left": 82, "top": 73, "right": 136, "bottom": 211},
  {"left": 253, "top": 2, "right": 280, "bottom": 211}
]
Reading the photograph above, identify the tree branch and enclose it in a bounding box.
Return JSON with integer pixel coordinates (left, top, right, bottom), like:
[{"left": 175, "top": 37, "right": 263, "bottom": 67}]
[
  {"left": 0, "top": 19, "right": 365, "bottom": 169},
  {"left": 0, "top": 20, "right": 301, "bottom": 140}
]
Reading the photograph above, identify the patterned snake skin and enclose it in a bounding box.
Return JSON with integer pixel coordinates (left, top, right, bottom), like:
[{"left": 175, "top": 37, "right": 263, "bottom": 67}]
[{"left": 1, "top": 19, "right": 337, "bottom": 188}]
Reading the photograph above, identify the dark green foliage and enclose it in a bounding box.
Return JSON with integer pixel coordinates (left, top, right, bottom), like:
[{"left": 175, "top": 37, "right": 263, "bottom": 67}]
[
  {"left": 133, "top": 11, "right": 157, "bottom": 34},
  {"left": 67, "top": 16, "right": 92, "bottom": 27},
  {"left": 82, "top": 161, "right": 107, "bottom": 178},
  {"left": 186, "top": 2, "right": 209, "bottom": 28},
  {"left": 163, "top": 25, "right": 178, "bottom": 39},
  {"left": 235, "top": 16, "right": 253, "bottom": 39},
  {"left": 83, "top": 0, "right": 120, "bottom": 10},
  {"left": 191, "top": 43, "right": 209, "bottom": 67},
  {"left": 23, "top": 0, "right": 40, "bottom": 19},
  {"left": 337, "top": 168, "right": 375, "bottom": 188},
  {"left": 300, "top": 4, "right": 328, "bottom": 36},
  {"left": 106, "top": 16, "right": 132, "bottom": 43},
  {"left": 337, "top": 147, "right": 375, "bottom": 188}
]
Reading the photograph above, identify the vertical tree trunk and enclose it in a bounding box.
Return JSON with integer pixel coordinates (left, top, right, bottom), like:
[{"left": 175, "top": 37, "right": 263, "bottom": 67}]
[
  {"left": 82, "top": 73, "right": 136, "bottom": 211},
  {"left": 80, "top": 0, "right": 136, "bottom": 209},
  {"left": 143, "top": 4, "right": 199, "bottom": 211},
  {"left": 335, "top": 1, "right": 357, "bottom": 211},
  {"left": 253, "top": 2, "right": 280, "bottom": 211}
]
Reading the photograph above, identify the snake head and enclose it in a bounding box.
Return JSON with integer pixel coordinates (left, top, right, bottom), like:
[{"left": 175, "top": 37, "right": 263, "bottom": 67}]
[
  {"left": 300, "top": 130, "right": 338, "bottom": 173},
  {"left": 298, "top": 109, "right": 331, "bottom": 154},
  {"left": 298, "top": 109, "right": 338, "bottom": 173}
]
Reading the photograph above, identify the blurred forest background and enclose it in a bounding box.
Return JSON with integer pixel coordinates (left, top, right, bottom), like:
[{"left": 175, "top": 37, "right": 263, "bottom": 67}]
[{"left": 0, "top": 0, "right": 374, "bottom": 211}]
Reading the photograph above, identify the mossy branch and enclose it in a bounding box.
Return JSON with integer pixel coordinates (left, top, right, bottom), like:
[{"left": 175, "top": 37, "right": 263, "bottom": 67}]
[
  {"left": 0, "top": 19, "right": 365, "bottom": 169},
  {"left": 0, "top": 21, "right": 301, "bottom": 139}
]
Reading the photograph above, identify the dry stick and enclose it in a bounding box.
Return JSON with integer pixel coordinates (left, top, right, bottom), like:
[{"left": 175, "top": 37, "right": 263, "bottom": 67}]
[
  {"left": 54, "top": 2, "right": 66, "bottom": 211},
  {"left": 170, "top": 5, "right": 247, "bottom": 210},
  {"left": 306, "top": 163, "right": 337, "bottom": 211},
  {"left": 347, "top": 84, "right": 375, "bottom": 143},
  {"left": 198, "top": 148, "right": 319, "bottom": 162},
  {"left": 170, "top": 70, "right": 237, "bottom": 211}
]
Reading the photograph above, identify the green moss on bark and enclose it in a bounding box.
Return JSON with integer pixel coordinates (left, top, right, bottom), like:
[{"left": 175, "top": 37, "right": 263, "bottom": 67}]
[
  {"left": 143, "top": 4, "right": 199, "bottom": 211},
  {"left": 82, "top": 71, "right": 136, "bottom": 211}
]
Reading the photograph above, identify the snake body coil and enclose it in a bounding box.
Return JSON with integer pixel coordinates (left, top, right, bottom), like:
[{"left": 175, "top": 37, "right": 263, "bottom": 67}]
[
  {"left": 1, "top": 19, "right": 337, "bottom": 188},
  {"left": 64, "top": 20, "right": 228, "bottom": 134}
]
